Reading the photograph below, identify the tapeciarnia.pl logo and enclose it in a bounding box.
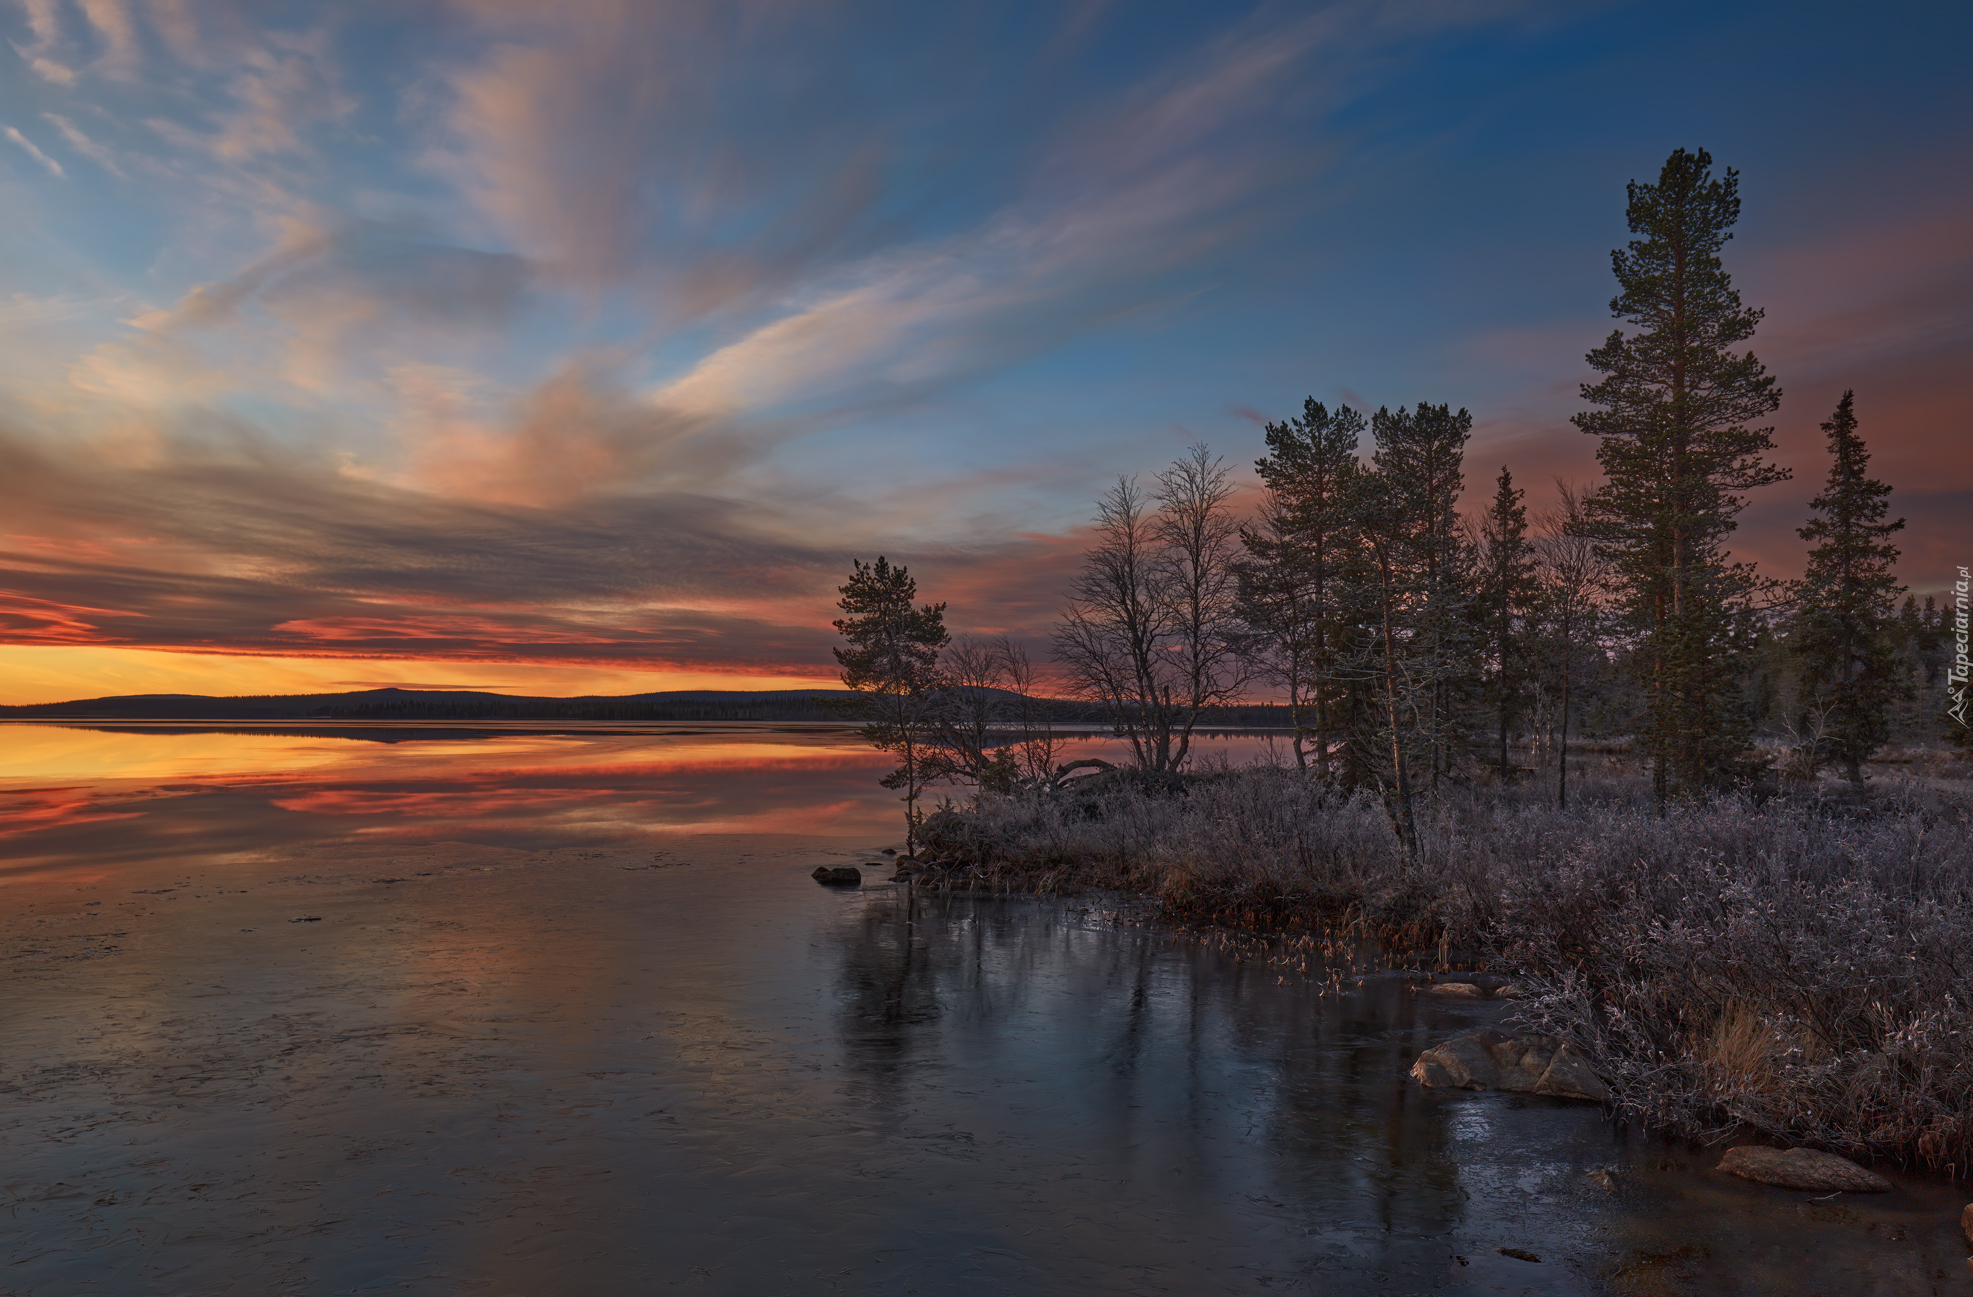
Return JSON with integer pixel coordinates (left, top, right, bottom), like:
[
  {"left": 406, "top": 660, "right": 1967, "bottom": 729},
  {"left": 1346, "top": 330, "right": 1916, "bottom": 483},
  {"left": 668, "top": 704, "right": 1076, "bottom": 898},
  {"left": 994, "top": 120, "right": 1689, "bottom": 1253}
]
[{"left": 1950, "top": 565, "right": 1970, "bottom": 730}]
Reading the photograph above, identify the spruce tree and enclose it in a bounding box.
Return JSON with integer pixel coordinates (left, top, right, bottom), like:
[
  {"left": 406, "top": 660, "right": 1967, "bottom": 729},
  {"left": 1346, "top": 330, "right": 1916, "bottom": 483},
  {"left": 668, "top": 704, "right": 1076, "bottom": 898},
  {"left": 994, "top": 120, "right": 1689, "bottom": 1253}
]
[
  {"left": 1790, "top": 391, "right": 1906, "bottom": 790},
  {"left": 833, "top": 557, "right": 949, "bottom": 850},
  {"left": 1573, "top": 147, "right": 1788, "bottom": 802}
]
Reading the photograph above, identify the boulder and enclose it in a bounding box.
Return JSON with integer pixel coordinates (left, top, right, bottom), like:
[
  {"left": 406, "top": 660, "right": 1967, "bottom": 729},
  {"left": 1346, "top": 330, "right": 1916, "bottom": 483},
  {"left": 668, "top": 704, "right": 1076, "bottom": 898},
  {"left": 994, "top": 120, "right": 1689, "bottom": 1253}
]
[
  {"left": 810, "top": 866, "right": 862, "bottom": 886},
  {"left": 1410, "top": 1030, "right": 1609, "bottom": 1102},
  {"left": 1716, "top": 1146, "right": 1891, "bottom": 1193}
]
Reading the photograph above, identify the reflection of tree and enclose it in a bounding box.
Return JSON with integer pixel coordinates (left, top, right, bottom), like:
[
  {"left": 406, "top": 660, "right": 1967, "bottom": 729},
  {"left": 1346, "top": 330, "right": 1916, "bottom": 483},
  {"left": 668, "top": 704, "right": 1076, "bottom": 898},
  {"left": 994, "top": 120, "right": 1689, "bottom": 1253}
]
[
  {"left": 826, "top": 890, "right": 1576, "bottom": 1285},
  {"left": 831, "top": 887, "right": 946, "bottom": 1111}
]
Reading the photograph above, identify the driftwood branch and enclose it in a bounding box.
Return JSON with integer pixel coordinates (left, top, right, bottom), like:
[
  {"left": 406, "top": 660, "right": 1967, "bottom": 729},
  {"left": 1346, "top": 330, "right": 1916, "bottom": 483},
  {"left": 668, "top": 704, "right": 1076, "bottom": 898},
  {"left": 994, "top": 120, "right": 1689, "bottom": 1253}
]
[{"left": 1049, "top": 758, "right": 1117, "bottom": 789}]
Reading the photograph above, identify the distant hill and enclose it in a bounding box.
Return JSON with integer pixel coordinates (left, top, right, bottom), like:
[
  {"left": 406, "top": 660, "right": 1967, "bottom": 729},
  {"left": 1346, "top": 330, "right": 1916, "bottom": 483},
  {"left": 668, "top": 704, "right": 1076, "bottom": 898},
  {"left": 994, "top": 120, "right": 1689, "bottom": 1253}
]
[
  {"left": 0, "top": 686, "right": 860, "bottom": 723},
  {"left": 0, "top": 686, "right": 1294, "bottom": 726}
]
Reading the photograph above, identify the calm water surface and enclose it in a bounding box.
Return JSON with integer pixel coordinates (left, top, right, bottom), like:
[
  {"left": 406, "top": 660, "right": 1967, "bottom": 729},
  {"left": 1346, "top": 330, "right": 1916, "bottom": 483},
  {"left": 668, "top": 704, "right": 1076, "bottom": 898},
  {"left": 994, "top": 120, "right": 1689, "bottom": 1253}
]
[{"left": 2, "top": 724, "right": 1964, "bottom": 1295}]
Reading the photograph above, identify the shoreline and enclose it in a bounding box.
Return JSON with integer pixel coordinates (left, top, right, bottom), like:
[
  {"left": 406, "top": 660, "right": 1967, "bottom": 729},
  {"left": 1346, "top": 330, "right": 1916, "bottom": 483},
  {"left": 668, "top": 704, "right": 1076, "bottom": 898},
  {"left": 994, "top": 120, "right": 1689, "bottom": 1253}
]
[{"left": 910, "top": 766, "right": 1973, "bottom": 1185}]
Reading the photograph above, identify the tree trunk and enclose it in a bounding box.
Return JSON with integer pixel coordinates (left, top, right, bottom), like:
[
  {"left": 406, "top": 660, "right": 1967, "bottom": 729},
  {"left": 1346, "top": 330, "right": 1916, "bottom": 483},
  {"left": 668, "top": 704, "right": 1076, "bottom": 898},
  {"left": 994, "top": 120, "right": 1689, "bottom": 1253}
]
[
  {"left": 1557, "top": 660, "right": 1571, "bottom": 812},
  {"left": 1378, "top": 580, "right": 1417, "bottom": 860}
]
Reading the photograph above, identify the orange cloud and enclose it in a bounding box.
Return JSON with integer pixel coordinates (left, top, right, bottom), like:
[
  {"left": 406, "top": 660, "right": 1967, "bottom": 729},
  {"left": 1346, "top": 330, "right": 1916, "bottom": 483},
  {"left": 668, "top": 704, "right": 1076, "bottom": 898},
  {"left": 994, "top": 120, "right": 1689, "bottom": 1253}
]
[
  {"left": 0, "top": 592, "right": 143, "bottom": 643},
  {"left": 270, "top": 615, "right": 626, "bottom": 646}
]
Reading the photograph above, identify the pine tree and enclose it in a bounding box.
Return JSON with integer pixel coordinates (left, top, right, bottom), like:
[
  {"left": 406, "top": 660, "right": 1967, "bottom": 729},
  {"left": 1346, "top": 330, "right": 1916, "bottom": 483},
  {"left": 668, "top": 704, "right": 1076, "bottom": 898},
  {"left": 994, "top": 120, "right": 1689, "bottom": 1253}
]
[
  {"left": 1573, "top": 147, "right": 1788, "bottom": 802},
  {"left": 1236, "top": 498, "right": 1326, "bottom": 770},
  {"left": 1789, "top": 391, "right": 1906, "bottom": 790},
  {"left": 1242, "top": 399, "right": 1366, "bottom": 776},
  {"left": 833, "top": 556, "right": 949, "bottom": 850},
  {"left": 1352, "top": 403, "right": 1471, "bottom": 854},
  {"left": 1476, "top": 467, "right": 1539, "bottom": 776}
]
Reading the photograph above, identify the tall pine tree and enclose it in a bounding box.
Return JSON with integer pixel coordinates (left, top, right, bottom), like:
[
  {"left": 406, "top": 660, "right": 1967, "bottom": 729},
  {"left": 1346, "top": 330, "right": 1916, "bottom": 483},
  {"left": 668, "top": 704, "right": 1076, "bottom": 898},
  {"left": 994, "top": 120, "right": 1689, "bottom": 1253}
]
[
  {"left": 1573, "top": 147, "right": 1788, "bottom": 803},
  {"left": 1790, "top": 391, "right": 1906, "bottom": 790}
]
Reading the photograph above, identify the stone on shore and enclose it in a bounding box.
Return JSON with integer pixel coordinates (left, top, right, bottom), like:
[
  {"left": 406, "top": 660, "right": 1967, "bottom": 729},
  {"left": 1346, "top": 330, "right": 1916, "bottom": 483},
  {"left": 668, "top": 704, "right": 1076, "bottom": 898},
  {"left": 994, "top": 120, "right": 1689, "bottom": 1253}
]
[
  {"left": 1409, "top": 1030, "right": 1609, "bottom": 1102},
  {"left": 811, "top": 866, "right": 862, "bottom": 886},
  {"left": 1716, "top": 1146, "right": 1891, "bottom": 1193}
]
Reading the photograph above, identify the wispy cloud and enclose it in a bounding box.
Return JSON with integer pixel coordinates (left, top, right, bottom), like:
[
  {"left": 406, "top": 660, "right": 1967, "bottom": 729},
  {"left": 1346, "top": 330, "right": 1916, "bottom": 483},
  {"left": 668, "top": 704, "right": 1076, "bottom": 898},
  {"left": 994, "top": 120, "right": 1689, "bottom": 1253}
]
[
  {"left": 433, "top": 0, "right": 896, "bottom": 313},
  {"left": 12, "top": 0, "right": 77, "bottom": 83},
  {"left": 654, "top": 14, "right": 1328, "bottom": 423},
  {"left": 4, "top": 125, "right": 66, "bottom": 177},
  {"left": 77, "top": 0, "right": 141, "bottom": 78},
  {"left": 40, "top": 112, "right": 127, "bottom": 178}
]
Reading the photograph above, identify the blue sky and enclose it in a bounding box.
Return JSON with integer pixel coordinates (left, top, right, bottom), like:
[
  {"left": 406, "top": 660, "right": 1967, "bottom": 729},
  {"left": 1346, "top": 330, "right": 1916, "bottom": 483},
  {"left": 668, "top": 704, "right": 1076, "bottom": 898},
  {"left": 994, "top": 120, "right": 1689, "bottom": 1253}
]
[{"left": 0, "top": 0, "right": 1967, "bottom": 701}]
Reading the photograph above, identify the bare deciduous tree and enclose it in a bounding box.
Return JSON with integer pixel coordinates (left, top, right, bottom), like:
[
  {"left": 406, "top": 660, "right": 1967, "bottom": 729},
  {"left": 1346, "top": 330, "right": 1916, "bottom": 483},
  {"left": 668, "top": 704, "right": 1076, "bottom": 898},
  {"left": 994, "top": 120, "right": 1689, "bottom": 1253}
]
[
  {"left": 919, "top": 636, "right": 1065, "bottom": 794},
  {"left": 1053, "top": 447, "right": 1248, "bottom": 772}
]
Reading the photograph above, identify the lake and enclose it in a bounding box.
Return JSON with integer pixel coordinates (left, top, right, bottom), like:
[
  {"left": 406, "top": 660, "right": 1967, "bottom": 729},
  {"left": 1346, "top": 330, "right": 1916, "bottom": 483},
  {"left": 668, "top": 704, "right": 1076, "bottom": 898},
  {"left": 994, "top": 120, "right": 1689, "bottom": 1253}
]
[{"left": 2, "top": 723, "right": 1964, "bottom": 1295}]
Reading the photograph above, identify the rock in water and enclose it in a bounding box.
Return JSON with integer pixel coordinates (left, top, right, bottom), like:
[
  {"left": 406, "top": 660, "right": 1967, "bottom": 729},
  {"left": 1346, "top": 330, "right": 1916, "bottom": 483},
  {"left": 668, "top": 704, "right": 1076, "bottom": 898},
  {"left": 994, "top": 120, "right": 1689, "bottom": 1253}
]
[
  {"left": 810, "top": 866, "right": 862, "bottom": 886},
  {"left": 1409, "top": 1029, "right": 1609, "bottom": 1102},
  {"left": 1716, "top": 1146, "right": 1891, "bottom": 1193},
  {"left": 1427, "top": 982, "right": 1485, "bottom": 998}
]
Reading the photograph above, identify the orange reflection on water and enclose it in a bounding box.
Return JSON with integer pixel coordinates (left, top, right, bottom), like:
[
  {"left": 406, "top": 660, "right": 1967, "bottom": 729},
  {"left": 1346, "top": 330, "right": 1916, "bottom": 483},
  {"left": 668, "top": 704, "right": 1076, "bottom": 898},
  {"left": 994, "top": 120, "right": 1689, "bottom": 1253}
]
[
  {"left": 0, "top": 786, "right": 144, "bottom": 839},
  {"left": 0, "top": 724, "right": 877, "bottom": 785},
  {"left": 0, "top": 724, "right": 908, "bottom": 865}
]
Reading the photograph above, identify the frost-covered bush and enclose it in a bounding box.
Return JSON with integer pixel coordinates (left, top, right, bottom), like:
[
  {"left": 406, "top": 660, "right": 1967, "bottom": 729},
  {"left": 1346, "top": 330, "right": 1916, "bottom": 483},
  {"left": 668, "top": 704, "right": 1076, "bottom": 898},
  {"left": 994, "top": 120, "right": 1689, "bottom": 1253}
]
[{"left": 937, "top": 769, "right": 1973, "bottom": 1170}]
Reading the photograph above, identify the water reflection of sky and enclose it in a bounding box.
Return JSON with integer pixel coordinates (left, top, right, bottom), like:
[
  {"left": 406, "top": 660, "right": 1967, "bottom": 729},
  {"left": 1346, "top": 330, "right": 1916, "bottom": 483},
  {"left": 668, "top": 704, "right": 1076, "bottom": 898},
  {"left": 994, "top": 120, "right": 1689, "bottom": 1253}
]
[
  {"left": 5, "top": 726, "right": 1963, "bottom": 1293},
  {"left": 0, "top": 723, "right": 1289, "bottom": 867}
]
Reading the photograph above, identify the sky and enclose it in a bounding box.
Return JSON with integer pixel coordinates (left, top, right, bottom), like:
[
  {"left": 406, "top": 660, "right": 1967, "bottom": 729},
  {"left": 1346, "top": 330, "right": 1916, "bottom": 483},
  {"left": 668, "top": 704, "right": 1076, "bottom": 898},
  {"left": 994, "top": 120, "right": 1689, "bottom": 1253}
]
[{"left": 0, "top": 0, "right": 1967, "bottom": 705}]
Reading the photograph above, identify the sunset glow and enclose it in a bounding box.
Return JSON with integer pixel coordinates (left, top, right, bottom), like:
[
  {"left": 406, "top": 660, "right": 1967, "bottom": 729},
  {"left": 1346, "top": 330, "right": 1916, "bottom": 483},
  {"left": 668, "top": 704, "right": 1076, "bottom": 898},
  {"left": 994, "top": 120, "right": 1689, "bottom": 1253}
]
[
  {"left": 0, "top": 644, "right": 841, "bottom": 706},
  {"left": 1, "top": 2, "right": 1966, "bottom": 703}
]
